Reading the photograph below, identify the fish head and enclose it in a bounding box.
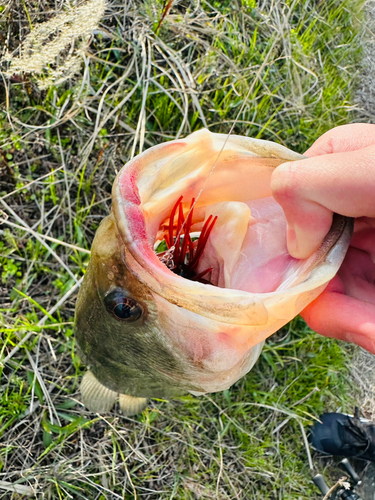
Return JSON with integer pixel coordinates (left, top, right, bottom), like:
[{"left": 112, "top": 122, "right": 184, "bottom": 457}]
[{"left": 75, "top": 129, "right": 353, "bottom": 402}]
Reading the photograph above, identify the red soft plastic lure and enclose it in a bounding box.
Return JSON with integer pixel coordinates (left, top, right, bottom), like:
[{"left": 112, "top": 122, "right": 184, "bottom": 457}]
[{"left": 159, "top": 197, "right": 217, "bottom": 283}]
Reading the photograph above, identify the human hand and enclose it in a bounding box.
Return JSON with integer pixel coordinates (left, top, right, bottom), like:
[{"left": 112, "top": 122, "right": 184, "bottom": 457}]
[{"left": 271, "top": 123, "right": 375, "bottom": 353}]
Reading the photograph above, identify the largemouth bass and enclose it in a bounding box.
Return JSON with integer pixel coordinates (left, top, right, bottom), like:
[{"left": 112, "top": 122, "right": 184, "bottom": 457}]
[{"left": 75, "top": 129, "right": 353, "bottom": 414}]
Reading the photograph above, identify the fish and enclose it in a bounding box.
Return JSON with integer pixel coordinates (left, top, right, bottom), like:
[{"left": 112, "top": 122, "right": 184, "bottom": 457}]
[{"left": 74, "top": 128, "right": 353, "bottom": 414}]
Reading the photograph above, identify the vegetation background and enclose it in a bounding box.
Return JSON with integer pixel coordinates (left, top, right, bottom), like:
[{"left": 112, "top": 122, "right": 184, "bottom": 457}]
[{"left": 0, "top": 0, "right": 374, "bottom": 498}]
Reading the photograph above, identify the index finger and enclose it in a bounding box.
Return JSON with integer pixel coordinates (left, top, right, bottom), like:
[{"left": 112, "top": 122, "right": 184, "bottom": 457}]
[
  {"left": 271, "top": 144, "right": 375, "bottom": 259},
  {"left": 305, "top": 123, "right": 375, "bottom": 157}
]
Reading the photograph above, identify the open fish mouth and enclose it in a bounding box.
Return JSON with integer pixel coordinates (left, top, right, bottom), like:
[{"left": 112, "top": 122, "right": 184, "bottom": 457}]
[
  {"left": 75, "top": 128, "right": 353, "bottom": 412},
  {"left": 112, "top": 128, "right": 352, "bottom": 323}
]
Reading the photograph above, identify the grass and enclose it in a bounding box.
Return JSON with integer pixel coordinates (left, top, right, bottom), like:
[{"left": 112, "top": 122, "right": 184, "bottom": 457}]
[{"left": 0, "top": 0, "right": 371, "bottom": 498}]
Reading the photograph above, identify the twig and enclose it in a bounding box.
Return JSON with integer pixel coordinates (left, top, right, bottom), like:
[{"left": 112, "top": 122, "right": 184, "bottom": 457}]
[
  {"left": 322, "top": 477, "right": 350, "bottom": 500},
  {"left": 155, "top": 0, "right": 174, "bottom": 34}
]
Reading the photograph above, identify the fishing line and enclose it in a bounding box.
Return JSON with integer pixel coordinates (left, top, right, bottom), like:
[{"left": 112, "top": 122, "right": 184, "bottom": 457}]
[{"left": 167, "top": 35, "right": 280, "bottom": 256}]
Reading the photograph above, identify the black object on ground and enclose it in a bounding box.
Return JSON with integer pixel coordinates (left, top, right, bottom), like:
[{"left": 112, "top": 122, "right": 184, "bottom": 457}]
[{"left": 309, "top": 408, "right": 375, "bottom": 462}]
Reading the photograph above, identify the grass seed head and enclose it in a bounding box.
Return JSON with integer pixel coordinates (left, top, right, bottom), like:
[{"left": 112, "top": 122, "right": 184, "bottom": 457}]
[{"left": 3, "top": 0, "right": 106, "bottom": 89}]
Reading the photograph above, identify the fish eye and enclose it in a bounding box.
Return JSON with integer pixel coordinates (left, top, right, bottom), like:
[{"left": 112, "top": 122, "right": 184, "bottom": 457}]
[{"left": 104, "top": 290, "right": 143, "bottom": 322}]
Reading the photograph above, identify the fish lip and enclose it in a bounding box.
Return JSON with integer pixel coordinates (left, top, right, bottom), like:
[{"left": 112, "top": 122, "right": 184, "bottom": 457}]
[{"left": 111, "top": 129, "right": 352, "bottom": 327}]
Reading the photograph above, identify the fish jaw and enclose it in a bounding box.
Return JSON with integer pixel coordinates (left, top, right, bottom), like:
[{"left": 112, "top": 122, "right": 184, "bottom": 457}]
[
  {"left": 112, "top": 128, "right": 351, "bottom": 330},
  {"left": 75, "top": 128, "right": 353, "bottom": 405}
]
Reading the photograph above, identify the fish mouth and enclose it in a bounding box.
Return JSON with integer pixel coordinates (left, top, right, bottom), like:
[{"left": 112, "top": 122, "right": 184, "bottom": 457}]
[
  {"left": 112, "top": 129, "right": 352, "bottom": 328},
  {"left": 153, "top": 195, "right": 352, "bottom": 295},
  {"left": 153, "top": 193, "right": 297, "bottom": 293}
]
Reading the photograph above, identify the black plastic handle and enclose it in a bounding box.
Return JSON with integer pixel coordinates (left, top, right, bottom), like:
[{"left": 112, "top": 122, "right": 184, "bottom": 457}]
[
  {"left": 313, "top": 474, "right": 330, "bottom": 494},
  {"left": 339, "top": 459, "right": 361, "bottom": 486}
]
